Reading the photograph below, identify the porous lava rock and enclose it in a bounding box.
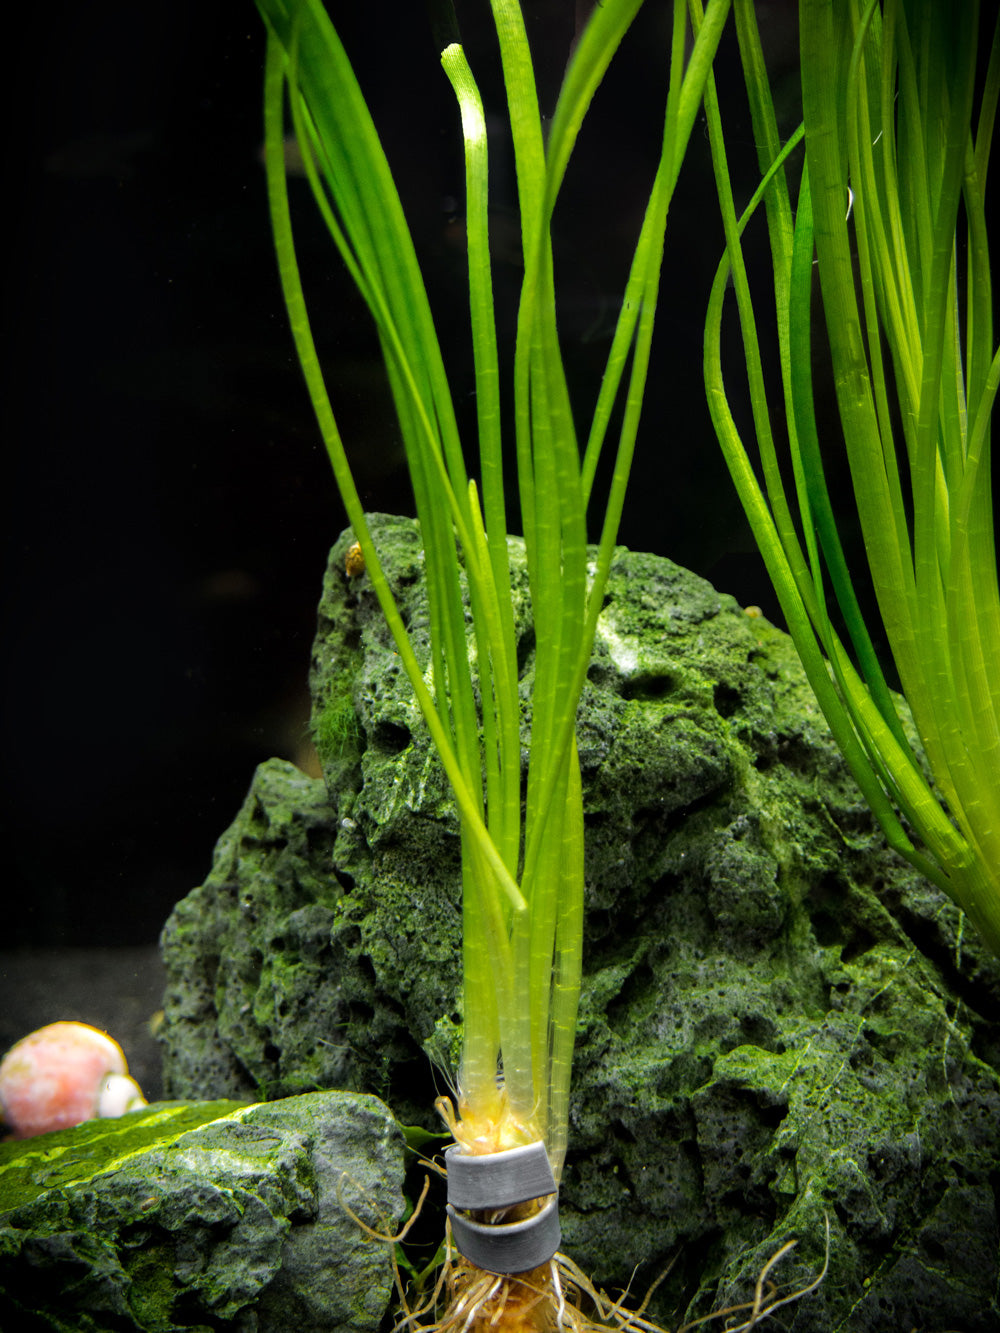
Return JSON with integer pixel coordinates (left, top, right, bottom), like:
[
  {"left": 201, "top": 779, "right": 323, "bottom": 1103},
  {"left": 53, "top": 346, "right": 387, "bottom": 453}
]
[{"left": 161, "top": 515, "right": 1000, "bottom": 1331}]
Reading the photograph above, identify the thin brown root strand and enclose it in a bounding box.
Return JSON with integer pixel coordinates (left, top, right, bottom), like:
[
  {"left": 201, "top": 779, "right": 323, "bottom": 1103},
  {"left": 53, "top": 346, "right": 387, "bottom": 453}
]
[
  {"left": 394, "top": 1236, "right": 452, "bottom": 1333},
  {"left": 556, "top": 1252, "right": 672, "bottom": 1333},
  {"left": 337, "top": 1168, "right": 432, "bottom": 1243},
  {"left": 590, "top": 1256, "right": 679, "bottom": 1333},
  {"left": 677, "top": 1215, "right": 830, "bottom": 1333}
]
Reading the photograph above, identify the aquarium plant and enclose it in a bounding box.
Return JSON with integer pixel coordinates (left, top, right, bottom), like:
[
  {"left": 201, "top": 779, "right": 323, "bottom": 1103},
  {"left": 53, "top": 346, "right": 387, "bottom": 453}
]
[
  {"left": 701, "top": 0, "right": 1000, "bottom": 960},
  {"left": 254, "top": 0, "right": 733, "bottom": 1328}
]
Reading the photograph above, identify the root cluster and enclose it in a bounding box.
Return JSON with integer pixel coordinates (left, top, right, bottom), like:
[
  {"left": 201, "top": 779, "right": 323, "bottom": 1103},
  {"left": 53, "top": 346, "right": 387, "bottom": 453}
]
[
  {"left": 396, "top": 1237, "right": 824, "bottom": 1333},
  {"left": 341, "top": 1168, "right": 828, "bottom": 1333}
]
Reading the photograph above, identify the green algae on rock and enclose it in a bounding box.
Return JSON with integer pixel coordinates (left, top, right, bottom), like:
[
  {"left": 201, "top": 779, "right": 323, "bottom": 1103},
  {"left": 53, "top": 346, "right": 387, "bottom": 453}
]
[
  {"left": 161, "top": 517, "right": 1000, "bottom": 1331},
  {"left": 0, "top": 1091, "right": 405, "bottom": 1333}
]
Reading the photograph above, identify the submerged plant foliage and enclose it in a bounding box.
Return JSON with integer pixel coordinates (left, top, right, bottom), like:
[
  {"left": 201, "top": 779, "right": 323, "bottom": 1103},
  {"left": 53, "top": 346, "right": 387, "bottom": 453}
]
[
  {"left": 702, "top": 0, "right": 1000, "bottom": 959},
  {"left": 256, "top": 0, "right": 731, "bottom": 1177},
  {"left": 254, "top": 0, "right": 739, "bottom": 1325}
]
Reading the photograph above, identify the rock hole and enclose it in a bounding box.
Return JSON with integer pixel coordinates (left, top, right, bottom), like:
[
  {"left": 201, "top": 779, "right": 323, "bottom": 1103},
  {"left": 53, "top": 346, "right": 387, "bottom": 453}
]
[
  {"left": 621, "top": 673, "right": 676, "bottom": 702},
  {"left": 713, "top": 681, "right": 742, "bottom": 718},
  {"left": 372, "top": 720, "right": 411, "bottom": 754}
]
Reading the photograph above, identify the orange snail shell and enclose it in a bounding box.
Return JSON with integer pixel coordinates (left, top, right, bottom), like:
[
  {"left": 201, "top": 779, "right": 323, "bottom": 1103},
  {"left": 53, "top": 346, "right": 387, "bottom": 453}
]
[{"left": 345, "top": 542, "right": 366, "bottom": 578}]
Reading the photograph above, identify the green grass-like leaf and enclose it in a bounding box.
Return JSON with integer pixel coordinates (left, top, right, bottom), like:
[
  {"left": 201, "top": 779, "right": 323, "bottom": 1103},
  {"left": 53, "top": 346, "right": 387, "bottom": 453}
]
[
  {"left": 256, "top": 0, "right": 731, "bottom": 1174},
  {"left": 702, "top": 0, "right": 1000, "bottom": 958}
]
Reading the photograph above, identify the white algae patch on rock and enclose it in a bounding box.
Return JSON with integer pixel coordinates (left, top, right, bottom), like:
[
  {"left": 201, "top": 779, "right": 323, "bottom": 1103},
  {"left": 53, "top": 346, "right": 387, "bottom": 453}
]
[
  {"left": 0, "top": 1091, "right": 405, "bottom": 1332},
  {"left": 159, "top": 517, "right": 1000, "bottom": 1332}
]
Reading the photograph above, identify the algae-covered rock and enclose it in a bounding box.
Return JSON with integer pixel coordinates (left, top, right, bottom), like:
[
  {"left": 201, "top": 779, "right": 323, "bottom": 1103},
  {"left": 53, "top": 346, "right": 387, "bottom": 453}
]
[
  {"left": 0, "top": 1091, "right": 404, "bottom": 1332},
  {"left": 161, "top": 516, "right": 1000, "bottom": 1332}
]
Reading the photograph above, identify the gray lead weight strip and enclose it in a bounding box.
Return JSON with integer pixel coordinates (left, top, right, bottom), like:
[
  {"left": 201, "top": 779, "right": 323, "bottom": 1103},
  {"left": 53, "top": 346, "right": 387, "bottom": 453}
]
[
  {"left": 445, "top": 1141, "right": 556, "bottom": 1209},
  {"left": 447, "top": 1196, "right": 561, "bottom": 1274}
]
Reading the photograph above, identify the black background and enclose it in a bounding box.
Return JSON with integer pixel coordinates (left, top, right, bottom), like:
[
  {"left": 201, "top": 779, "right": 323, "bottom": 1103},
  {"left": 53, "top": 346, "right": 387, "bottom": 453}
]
[{"left": 3, "top": 1, "right": 796, "bottom": 950}]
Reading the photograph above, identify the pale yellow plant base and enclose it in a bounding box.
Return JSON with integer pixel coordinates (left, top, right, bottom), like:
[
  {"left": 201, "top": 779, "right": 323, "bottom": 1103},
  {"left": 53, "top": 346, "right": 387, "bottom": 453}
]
[{"left": 436, "top": 1092, "right": 542, "bottom": 1157}]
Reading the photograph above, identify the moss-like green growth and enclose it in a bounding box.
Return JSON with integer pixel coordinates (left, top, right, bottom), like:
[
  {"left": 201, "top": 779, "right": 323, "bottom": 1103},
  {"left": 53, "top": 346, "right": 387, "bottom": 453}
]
[
  {"left": 0, "top": 1100, "right": 244, "bottom": 1213},
  {"left": 160, "top": 519, "right": 1000, "bottom": 1331},
  {"left": 313, "top": 690, "right": 361, "bottom": 759}
]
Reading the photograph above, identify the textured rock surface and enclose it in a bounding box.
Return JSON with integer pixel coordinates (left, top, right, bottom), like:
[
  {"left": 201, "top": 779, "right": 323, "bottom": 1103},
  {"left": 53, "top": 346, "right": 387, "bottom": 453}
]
[
  {"left": 0, "top": 1091, "right": 404, "bottom": 1332},
  {"left": 161, "top": 515, "right": 1000, "bottom": 1331}
]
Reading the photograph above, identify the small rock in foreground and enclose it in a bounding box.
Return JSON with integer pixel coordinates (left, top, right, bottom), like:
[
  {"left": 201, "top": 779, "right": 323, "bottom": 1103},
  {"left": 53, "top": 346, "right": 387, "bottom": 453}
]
[{"left": 0, "top": 1090, "right": 405, "bottom": 1333}]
